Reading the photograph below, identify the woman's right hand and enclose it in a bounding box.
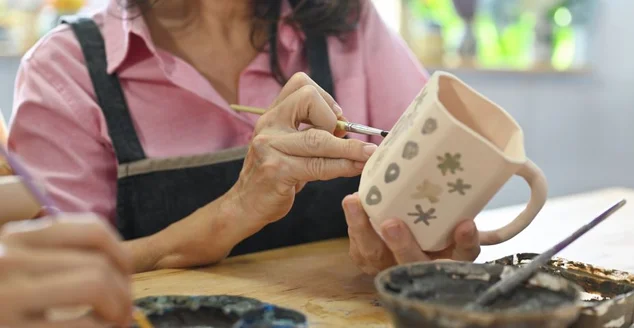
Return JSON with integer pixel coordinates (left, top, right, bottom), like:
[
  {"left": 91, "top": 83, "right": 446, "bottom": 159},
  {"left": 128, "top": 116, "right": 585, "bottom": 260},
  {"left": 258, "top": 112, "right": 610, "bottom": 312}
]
[
  {"left": 149, "top": 73, "right": 378, "bottom": 271},
  {"left": 0, "top": 214, "right": 133, "bottom": 328},
  {"left": 231, "top": 72, "right": 378, "bottom": 224}
]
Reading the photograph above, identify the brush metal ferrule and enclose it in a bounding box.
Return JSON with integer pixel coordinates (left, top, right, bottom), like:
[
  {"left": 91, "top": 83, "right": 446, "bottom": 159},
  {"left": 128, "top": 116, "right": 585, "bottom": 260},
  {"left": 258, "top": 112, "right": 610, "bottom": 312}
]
[{"left": 343, "top": 122, "right": 386, "bottom": 137}]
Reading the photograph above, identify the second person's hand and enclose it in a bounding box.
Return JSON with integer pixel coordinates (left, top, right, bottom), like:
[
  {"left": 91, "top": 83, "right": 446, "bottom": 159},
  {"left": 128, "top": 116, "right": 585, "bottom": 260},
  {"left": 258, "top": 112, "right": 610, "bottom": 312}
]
[{"left": 0, "top": 214, "right": 133, "bottom": 328}]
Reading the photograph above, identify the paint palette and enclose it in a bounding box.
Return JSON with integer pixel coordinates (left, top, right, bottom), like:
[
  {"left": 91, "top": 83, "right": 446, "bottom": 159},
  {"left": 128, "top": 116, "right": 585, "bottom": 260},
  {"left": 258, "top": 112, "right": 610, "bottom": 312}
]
[
  {"left": 132, "top": 295, "right": 307, "bottom": 328},
  {"left": 375, "top": 261, "right": 582, "bottom": 328},
  {"left": 487, "top": 253, "right": 634, "bottom": 328}
]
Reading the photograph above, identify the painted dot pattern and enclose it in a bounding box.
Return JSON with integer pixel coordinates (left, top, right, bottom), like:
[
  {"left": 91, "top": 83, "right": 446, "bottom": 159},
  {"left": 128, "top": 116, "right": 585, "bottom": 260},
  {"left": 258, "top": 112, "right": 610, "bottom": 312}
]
[
  {"left": 366, "top": 186, "right": 382, "bottom": 206},
  {"left": 384, "top": 163, "right": 400, "bottom": 183},
  {"left": 402, "top": 141, "right": 419, "bottom": 160}
]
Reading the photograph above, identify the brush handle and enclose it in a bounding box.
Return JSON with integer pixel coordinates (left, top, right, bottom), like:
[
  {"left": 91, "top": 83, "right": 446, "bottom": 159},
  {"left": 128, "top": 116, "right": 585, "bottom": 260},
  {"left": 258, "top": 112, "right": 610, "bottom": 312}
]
[
  {"left": 230, "top": 105, "right": 385, "bottom": 137},
  {"left": 0, "top": 146, "right": 60, "bottom": 216}
]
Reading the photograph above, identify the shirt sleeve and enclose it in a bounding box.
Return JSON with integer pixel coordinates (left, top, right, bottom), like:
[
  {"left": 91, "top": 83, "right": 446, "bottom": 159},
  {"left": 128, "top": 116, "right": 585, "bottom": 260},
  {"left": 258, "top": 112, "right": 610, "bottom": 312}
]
[
  {"left": 360, "top": 0, "right": 429, "bottom": 144},
  {"left": 8, "top": 58, "right": 118, "bottom": 222}
]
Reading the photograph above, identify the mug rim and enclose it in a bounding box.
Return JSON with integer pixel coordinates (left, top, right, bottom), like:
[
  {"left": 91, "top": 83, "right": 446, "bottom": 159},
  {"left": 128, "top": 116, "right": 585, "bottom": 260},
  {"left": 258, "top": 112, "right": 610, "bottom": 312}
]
[{"left": 431, "top": 71, "right": 528, "bottom": 165}]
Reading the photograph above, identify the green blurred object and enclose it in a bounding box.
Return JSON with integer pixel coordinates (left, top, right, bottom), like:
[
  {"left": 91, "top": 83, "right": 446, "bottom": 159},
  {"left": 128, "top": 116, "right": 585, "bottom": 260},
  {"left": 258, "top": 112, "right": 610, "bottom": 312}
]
[{"left": 400, "top": 0, "right": 594, "bottom": 71}]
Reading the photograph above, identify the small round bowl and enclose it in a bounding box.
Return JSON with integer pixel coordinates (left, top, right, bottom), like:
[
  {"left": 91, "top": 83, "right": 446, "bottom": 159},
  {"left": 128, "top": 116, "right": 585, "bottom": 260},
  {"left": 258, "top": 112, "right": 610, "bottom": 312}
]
[
  {"left": 375, "top": 261, "right": 583, "bottom": 328},
  {"left": 233, "top": 304, "right": 308, "bottom": 328},
  {"left": 133, "top": 295, "right": 305, "bottom": 328}
]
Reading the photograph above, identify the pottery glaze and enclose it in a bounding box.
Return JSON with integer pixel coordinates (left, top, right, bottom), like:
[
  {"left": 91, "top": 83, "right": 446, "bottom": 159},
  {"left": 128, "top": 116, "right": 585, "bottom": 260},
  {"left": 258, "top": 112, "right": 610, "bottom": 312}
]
[
  {"left": 488, "top": 253, "right": 634, "bottom": 328},
  {"left": 375, "top": 262, "right": 583, "bottom": 328},
  {"left": 359, "top": 71, "right": 548, "bottom": 252},
  {"left": 132, "top": 295, "right": 306, "bottom": 328}
]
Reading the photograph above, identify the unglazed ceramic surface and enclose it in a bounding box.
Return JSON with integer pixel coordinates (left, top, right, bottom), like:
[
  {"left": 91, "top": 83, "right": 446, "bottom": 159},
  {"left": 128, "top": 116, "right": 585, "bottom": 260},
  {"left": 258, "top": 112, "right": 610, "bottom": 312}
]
[{"left": 359, "top": 71, "right": 548, "bottom": 251}]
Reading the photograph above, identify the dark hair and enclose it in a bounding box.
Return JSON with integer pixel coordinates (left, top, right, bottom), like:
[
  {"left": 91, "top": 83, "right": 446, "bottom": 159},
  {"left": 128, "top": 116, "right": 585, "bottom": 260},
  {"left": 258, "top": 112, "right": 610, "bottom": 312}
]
[{"left": 122, "top": 0, "right": 362, "bottom": 85}]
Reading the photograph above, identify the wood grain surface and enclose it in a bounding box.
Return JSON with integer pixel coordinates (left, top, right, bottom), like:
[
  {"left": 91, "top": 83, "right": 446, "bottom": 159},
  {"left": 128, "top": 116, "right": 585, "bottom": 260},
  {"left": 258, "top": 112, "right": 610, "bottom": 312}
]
[{"left": 133, "top": 187, "right": 634, "bottom": 327}]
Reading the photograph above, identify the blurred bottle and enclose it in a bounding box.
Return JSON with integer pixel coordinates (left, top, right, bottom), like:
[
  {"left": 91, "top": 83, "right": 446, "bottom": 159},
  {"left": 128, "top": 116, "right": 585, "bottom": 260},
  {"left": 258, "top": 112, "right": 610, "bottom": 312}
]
[
  {"left": 416, "top": 21, "right": 445, "bottom": 68},
  {"left": 46, "top": 0, "right": 84, "bottom": 14}
]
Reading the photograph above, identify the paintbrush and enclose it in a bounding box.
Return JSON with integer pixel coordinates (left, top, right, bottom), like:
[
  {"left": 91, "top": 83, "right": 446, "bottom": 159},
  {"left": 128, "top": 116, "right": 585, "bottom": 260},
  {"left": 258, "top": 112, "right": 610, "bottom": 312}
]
[
  {"left": 230, "top": 104, "right": 389, "bottom": 138},
  {"left": 0, "top": 145, "right": 155, "bottom": 328},
  {"left": 132, "top": 307, "right": 154, "bottom": 328},
  {"left": 465, "top": 199, "right": 627, "bottom": 311},
  {"left": 0, "top": 146, "right": 60, "bottom": 216}
]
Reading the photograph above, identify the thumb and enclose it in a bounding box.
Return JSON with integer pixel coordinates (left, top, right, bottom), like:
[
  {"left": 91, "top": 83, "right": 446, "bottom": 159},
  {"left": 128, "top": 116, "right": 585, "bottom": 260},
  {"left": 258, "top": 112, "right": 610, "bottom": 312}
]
[{"left": 451, "top": 220, "right": 481, "bottom": 261}]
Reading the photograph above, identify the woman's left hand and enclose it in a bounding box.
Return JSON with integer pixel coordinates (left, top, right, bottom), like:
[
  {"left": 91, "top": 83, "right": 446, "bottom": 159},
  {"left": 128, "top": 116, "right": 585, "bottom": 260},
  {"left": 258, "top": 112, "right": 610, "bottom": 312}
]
[{"left": 343, "top": 193, "right": 481, "bottom": 275}]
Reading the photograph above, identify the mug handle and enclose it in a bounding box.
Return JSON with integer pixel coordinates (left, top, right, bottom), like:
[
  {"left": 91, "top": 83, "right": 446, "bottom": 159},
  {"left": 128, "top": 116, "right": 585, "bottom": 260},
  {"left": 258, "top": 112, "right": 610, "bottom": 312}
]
[{"left": 479, "top": 160, "right": 548, "bottom": 245}]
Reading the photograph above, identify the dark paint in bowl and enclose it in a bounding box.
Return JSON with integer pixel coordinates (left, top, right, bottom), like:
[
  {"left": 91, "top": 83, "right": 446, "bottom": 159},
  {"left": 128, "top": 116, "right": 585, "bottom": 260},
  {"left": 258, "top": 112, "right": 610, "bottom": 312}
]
[
  {"left": 132, "top": 295, "right": 306, "bottom": 328},
  {"left": 375, "top": 261, "right": 583, "bottom": 328}
]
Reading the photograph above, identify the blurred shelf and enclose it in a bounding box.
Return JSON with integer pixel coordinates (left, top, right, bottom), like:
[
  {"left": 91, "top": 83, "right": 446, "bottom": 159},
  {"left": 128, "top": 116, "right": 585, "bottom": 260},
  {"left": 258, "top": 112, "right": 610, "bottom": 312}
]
[{"left": 426, "top": 65, "right": 592, "bottom": 76}]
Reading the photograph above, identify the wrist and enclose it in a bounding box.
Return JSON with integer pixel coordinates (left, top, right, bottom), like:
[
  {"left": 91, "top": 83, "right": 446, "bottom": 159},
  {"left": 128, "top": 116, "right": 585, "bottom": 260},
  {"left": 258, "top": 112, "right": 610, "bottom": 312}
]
[
  {"left": 152, "top": 189, "right": 265, "bottom": 270},
  {"left": 124, "top": 233, "right": 170, "bottom": 273}
]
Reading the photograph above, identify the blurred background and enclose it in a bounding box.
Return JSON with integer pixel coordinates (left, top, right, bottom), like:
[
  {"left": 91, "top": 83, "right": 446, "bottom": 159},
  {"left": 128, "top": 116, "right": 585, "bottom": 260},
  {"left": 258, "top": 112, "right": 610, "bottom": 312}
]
[{"left": 0, "top": 0, "right": 629, "bottom": 209}]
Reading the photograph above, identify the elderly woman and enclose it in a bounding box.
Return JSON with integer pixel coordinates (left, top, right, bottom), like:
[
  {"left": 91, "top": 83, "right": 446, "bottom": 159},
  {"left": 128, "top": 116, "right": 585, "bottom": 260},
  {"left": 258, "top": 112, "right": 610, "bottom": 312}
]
[{"left": 8, "top": 0, "right": 480, "bottom": 273}]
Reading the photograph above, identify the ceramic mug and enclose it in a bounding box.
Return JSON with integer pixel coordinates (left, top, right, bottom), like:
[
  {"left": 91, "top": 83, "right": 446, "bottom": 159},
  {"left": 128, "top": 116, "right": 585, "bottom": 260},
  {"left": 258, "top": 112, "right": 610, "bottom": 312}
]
[{"left": 358, "top": 71, "right": 548, "bottom": 252}]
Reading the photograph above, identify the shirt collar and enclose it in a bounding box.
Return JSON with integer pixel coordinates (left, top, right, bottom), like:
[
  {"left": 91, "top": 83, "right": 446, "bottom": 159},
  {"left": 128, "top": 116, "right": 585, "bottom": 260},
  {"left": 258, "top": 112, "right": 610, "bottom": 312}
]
[
  {"left": 102, "top": 1, "right": 153, "bottom": 74},
  {"left": 102, "top": 0, "right": 303, "bottom": 74}
]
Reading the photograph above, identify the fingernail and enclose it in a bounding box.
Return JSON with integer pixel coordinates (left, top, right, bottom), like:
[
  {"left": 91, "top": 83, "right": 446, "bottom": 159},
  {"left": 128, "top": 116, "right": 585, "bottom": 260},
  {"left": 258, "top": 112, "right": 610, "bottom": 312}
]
[
  {"left": 384, "top": 223, "right": 402, "bottom": 241},
  {"left": 354, "top": 161, "right": 365, "bottom": 169},
  {"left": 363, "top": 144, "right": 378, "bottom": 158}
]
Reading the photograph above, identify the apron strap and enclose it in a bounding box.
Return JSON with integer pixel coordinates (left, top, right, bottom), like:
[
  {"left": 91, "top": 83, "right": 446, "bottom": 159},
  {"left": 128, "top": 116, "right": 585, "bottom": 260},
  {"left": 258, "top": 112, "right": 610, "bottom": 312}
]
[
  {"left": 277, "top": 0, "right": 336, "bottom": 99},
  {"left": 60, "top": 16, "right": 147, "bottom": 164},
  {"left": 62, "top": 2, "right": 337, "bottom": 165}
]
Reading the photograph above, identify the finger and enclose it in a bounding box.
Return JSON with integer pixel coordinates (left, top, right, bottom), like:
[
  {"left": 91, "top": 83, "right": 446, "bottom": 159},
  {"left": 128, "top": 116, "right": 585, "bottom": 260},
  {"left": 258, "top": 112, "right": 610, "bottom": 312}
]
[
  {"left": 348, "top": 239, "right": 382, "bottom": 276},
  {"left": 24, "top": 316, "right": 110, "bottom": 328},
  {"left": 0, "top": 246, "right": 118, "bottom": 279},
  {"left": 380, "top": 219, "right": 431, "bottom": 264},
  {"left": 451, "top": 220, "right": 481, "bottom": 261},
  {"left": 300, "top": 121, "right": 347, "bottom": 139},
  {"left": 285, "top": 156, "right": 364, "bottom": 182},
  {"left": 263, "top": 84, "right": 338, "bottom": 133},
  {"left": 270, "top": 129, "right": 377, "bottom": 161},
  {"left": 19, "top": 267, "right": 132, "bottom": 327},
  {"left": 271, "top": 72, "right": 342, "bottom": 119},
  {"left": 343, "top": 194, "right": 395, "bottom": 270},
  {"left": 2, "top": 215, "right": 133, "bottom": 275},
  {"left": 294, "top": 181, "right": 307, "bottom": 194},
  {"left": 1, "top": 216, "right": 54, "bottom": 235}
]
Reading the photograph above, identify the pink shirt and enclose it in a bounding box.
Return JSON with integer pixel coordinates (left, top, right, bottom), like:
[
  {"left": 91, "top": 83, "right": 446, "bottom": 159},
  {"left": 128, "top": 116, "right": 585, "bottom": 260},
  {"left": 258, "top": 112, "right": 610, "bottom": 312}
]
[{"left": 8, "top": 0, "right": 428, "bottom": 224}]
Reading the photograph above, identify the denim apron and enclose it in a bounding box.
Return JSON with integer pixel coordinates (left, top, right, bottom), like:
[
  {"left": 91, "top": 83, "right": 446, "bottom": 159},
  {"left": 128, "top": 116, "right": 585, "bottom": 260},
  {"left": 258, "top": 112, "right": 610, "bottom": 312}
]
[{"left": 61, "top": 7, "right": 359, "bottom": 257}]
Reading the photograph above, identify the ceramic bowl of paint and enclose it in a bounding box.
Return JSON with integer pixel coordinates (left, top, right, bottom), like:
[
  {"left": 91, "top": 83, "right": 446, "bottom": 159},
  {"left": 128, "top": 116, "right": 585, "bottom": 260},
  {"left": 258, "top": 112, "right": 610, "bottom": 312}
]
[
  {"left": 488, "top": 253, "right": 634, "bottom": 328},
  {"left": 233, "top": 304, "right": 307, "bottom": 328},
  {"left": 375, "top": 261, "right": 583, "bottom": 328},
  {"left": 132, "top": 295, "right": 306, "bottom": 328}
]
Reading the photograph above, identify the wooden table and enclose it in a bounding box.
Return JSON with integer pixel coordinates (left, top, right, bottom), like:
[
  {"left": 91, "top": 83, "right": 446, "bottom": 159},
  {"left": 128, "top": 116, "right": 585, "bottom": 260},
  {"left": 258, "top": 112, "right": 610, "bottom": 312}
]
[{"left": 133, "top": 187, "right": 634, "bottom": 327}]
